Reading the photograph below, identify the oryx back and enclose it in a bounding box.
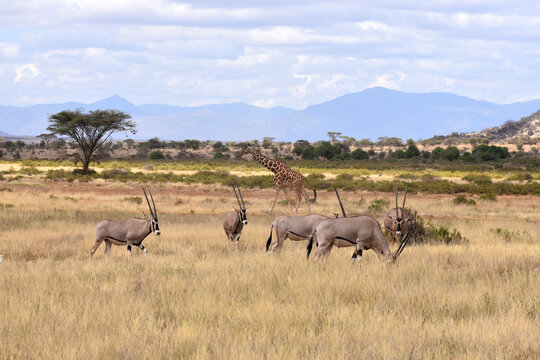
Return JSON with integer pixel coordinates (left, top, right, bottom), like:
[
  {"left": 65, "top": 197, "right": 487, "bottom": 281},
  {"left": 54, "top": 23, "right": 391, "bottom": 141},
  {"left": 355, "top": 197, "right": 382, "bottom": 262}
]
[
  {"left": 312, "top": 216, "right": 392, "bottom": 262},
  {"left": 267, "top": 214, "right": 329, "bottom": 253}
]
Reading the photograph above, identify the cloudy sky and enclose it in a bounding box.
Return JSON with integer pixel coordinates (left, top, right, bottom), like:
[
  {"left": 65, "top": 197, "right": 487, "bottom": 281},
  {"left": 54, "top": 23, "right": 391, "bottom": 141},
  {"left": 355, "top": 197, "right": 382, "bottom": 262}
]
[{"left": 1, "top": 0, "right": 540, "bottom": 108}]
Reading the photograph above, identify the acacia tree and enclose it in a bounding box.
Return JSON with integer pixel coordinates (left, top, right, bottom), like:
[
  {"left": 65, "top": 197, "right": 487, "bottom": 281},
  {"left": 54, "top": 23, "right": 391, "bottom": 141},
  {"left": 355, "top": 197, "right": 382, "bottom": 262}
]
[{"left": 47, "top": 109, "right": 135, "bottom": 173}]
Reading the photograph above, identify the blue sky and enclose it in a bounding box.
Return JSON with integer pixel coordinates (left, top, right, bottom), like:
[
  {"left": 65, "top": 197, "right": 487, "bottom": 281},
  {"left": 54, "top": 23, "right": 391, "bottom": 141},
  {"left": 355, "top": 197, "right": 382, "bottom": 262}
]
[{"left": 1, "top": 0, "right": 540, "bottom": 108}]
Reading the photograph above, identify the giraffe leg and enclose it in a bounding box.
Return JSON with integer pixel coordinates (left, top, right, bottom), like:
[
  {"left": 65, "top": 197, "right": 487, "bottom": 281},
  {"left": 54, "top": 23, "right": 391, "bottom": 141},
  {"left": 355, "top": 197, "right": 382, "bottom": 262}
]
[
  {"left": 302, "top": 188, "right": 312, "bottom": 213},
  {"left": 294, "top": 189, "right": 302, "bottom": 215},
  {"left": 269, "top": 187, "right": 282, "bottom": 214},
  {"left": 283, "top": 187, "right": 293, "bottom": 214}
]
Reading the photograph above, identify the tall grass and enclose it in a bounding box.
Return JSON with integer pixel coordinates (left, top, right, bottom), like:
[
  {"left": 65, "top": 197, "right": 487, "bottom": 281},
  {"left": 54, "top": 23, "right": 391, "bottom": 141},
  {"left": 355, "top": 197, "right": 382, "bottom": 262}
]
[{"left": 0, "top": 181, "right": 539, "bottom": 359}]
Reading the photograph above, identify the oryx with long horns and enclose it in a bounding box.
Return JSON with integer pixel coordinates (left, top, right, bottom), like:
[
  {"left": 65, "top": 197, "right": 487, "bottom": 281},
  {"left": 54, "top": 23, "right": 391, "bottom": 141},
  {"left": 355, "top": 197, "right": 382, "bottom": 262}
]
[
  {"left": 306, "top": 214, "right": 415, "bottom": 264},
  {"left": 223, "top": 185, "right": 248, "bottom": 243},
  {"left": 384, "top": 181, "right": 412, "bottom": 242},
  {"left": 265, "top": 187, "right": 346, "bottom": 254},
  {"left": 90, "top": 187, "right": 160, "bottom": 258}
]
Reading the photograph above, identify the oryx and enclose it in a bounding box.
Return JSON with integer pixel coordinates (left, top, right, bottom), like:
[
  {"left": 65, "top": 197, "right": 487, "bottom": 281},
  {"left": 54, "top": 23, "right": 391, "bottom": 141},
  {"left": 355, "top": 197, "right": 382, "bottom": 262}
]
[
  {"left": 265, "top": 187, "right": 347, "bottom": 253},
  {"left": 384, "top": 181, "right": 412, "bottom": 242},
  {"left": 306, "top": 214, "right": 415, "bottom": 264},
  {"left": 223, "top": 185, "right": 248, "bottom": 243},
  {"left": 90, "top": 187, "right": 160, "bottom": 258}
]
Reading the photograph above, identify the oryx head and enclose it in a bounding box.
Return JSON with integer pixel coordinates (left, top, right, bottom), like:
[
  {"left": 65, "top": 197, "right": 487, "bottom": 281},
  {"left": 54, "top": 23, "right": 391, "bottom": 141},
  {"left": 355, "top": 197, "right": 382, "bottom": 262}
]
[
  {"left": 393, "top": 181, "right": 410, "bottom": 237},
  {"left": 142, "top": 187, "right": 160, "bottom": 236},
  {"left": 232, "top": 185, "right": 248, "bottom": 225}
]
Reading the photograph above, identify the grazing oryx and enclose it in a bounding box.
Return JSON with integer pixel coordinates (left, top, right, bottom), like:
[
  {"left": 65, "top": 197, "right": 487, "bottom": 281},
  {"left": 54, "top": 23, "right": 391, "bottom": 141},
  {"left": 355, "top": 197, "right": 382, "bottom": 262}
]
[
  {"left": 307, "top": 214, "right": 414, "bottom": 264},
  {"left": 90, "top": 187, "right": 160, "bottom": 258},
  {"left": 384, "top": 182, "right": 412, "bottom": 242},
  {"left": 265, "top": 187, "right": 347, "bottom": 253},
  {"left": 223, "top": 185, "right": 248, "bottom": 243}
]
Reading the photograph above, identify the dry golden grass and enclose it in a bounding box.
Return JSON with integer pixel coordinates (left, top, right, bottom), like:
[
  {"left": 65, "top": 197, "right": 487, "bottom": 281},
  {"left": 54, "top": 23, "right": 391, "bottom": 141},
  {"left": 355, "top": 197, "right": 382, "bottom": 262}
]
[{"left": 0, "top": 181, "right": 539, "bottom": 359}]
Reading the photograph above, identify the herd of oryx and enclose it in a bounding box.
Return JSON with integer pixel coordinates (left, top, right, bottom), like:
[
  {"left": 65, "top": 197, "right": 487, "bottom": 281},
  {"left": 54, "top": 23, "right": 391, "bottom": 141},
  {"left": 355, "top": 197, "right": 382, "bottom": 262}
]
[{"left": 90, "top": 145, "right": 416, "bottom": 263}]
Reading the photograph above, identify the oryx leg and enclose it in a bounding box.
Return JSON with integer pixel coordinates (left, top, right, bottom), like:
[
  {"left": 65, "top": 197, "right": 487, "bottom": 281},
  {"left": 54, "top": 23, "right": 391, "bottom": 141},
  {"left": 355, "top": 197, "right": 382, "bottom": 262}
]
[
  {"left": 350, "top": 249, "right": 363, "bottom": 264},
  {"left": 104, "top": 240, "right": 112, "bottom": 257},
  {"left": 137, "top": 243, "right": 147, "bottom": 255},
  {"left": 313, "top": 237, "right": 334, "bottom": 261},
  {"left": 90, "top": 237, "right": 104, "bottom": 259},
  {"left": 126, "top": 239, "right": 134, "bottom": 255},
  {"left": 269, "top": 225, "right": 285, "bottom": 253},
  {"left": 269, "top": 187, "right": 283, "bottom": 214}
]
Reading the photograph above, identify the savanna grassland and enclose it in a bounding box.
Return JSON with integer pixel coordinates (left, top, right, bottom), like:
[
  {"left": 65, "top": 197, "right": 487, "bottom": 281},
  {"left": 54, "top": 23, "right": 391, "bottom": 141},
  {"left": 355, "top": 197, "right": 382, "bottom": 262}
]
[{"left": 0, "top": 160, "right": 539, "bottom": 359}]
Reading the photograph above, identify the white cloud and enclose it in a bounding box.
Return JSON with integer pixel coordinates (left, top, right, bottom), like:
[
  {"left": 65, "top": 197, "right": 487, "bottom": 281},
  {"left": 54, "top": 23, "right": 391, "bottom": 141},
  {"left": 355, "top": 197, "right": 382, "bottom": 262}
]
[
  {"left": 1, "top": 1, "right": 540, "bottom": 107},
  {"left": 14, "top": 63, "right": 40, "bottom": 83}
]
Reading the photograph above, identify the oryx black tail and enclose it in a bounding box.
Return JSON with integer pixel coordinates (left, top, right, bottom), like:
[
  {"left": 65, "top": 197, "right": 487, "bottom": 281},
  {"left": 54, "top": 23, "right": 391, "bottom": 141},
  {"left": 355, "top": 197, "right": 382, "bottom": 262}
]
[{"left": 266, "top": 224, "right": 273, "bottom": 252}]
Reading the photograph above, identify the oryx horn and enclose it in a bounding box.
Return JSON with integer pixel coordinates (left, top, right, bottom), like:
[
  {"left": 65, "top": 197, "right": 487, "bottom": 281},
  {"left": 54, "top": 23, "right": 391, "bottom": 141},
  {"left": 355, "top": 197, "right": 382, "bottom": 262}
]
[
  {"left": 237, "top": 187, "right": 246, "bottom": 210},
  {"left": 142, "top": 186, "right": 155, "bottom": 219},
  {"left": 402, "top": 181, "right": 409, "bottom": 209},
  {"left": 333, "top": 186, "right": 347, "bottom": 218},
  {"left": 393, "top": 222, "right": 415, "bottom": 260},
  {"left": 395, "top": 181, "right": 399, "bottom": 217},
  {"left": 232, "top": 185, "right": 243, "bottom": 210}
]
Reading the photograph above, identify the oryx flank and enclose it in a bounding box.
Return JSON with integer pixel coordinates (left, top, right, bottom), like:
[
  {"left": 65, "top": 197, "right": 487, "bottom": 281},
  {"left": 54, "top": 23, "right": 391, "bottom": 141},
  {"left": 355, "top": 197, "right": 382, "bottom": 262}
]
[
  {"left": 240, "top": 145, "right": 316, "bottom": 214},
  {"left": 306, "top": 215, "right": 412, "bottom": 264},
  {"left": 265, "top": 187, "right": 347, "bottom": 254},
  {"left": 90, "top": 187, "right": 160, "bottom": 258},
  {"left": 223, "top": 185, "right": 248, "bottom": 243},
  {"left": 384, "top": 181, "right": 412, "bottom": 242}
]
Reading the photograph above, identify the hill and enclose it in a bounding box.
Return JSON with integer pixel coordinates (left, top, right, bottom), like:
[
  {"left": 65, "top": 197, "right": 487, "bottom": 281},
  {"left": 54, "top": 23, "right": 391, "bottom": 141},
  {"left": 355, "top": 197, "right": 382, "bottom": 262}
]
[{"left": 1, "top": 88, "right": 540, "bottom": 141}]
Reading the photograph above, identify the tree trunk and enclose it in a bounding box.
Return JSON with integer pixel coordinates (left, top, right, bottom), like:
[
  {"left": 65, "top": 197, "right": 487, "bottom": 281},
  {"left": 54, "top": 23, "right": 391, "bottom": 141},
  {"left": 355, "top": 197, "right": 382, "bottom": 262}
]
[{"left": 81, "top": 149, "right": 93, "bottom": 174}]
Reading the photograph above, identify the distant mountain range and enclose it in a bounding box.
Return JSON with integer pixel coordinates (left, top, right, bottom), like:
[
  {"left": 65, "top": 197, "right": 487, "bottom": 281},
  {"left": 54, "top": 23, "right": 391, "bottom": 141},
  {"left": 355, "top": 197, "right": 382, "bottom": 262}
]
[{"left": 1, "top": 87, "right": 540, "bottom": 141}]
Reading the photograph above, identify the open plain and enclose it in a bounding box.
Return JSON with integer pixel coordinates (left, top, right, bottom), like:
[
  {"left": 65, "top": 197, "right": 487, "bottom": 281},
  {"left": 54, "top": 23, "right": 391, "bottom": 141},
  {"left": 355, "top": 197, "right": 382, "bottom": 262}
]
[{"left": 0, "top": 165, "right": 539, "bottom": 359}]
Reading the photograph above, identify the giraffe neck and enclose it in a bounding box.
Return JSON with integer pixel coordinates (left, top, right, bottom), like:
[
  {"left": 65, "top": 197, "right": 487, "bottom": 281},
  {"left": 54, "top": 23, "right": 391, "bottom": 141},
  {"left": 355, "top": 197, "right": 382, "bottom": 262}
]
[{"left": 251, "top": 149, "right": 280, "bottom": 174}]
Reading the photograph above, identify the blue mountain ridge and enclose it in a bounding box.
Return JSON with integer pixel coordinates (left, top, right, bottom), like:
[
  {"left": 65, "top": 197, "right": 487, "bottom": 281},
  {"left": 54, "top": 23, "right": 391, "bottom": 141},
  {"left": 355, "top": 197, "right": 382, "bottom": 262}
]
[{"left": 1, "top": 87, "right": 539, "bottom": 141}]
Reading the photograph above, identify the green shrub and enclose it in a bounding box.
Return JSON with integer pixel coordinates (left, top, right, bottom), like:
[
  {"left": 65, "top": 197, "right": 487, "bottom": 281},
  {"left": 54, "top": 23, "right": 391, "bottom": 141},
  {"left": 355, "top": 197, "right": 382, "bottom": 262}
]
[
  {"left": 368, "top": 198, "right": 389, "bottom": 212},
  {"left": 124, "top": 196, "right": 143, "bottom": 204},
  {"left": 333, "top": 173, "right": 356, "bottom": 191},
  {"left": 19, "top": 166, "right": 41, "bottom": 175},
  {"left": 149, "top": 150, "right": 165, "bottom": 160},
  {"left": 479, "top": 192, "right": 497, "bottom": 201},
  {"left": 453, "top": 194, "right": 476, "bottom": 205},
  {"left": 462, "top": 174, "right": 492, "bottom": 185},
  {"left": 305, "top": 173, "right": 330, "bottom": 190},
  {"left": 408, "top": 211, "right": 467, "bottom": 245},
  {"left": 351, "top": 148, "right": 369, "bottom": 160},
  {"left": 506, "top": 172, "right": 533, "bottom": 181},
  {"left": 472, "top": 144, "right": 510, "bottom": 161}
]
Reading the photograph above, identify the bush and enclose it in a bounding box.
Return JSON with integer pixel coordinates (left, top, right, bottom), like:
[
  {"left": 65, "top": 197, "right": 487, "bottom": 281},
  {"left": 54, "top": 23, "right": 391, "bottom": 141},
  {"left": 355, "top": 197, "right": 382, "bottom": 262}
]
[
  {"left": 19, "top": 166, "right": 41, "bottom": 175},
  {"left": 368, "top": 198, "right": 389, "bottom": 213},
  {"left": 124, "top": 196, "right": 143, "bottom": 204},
  {"left": 351, "top": 148, "right": 369, "bottom": 160},
  {"left": 213, "top": 152, "right": 230, "bottom": 159},
  {"left": 333, "top": 173, "right": 356, "bottom": 191},
  {"left": 409, "top": 211, "right": 467, "bottom": 244},
  {"left": 405, "top": 144, "right": 420, "bottom": 158},
  {"left": 453, "top": 194, "right": 476, "bottom": 205},
  {"left": 443, "top": 146, "right": 460, "bottom": 161},
  {"left": 301, "top": 147, "right": 316, "bottom": 160},
  {"left": 472, "top": 144, "right": 510, "bottom": 161},
  {"left": 462, "top": 174, "right": 492, "bottom": 185},
  {"left": 479, "top": 192, "right": 497, "bottom": 201},
  {"left": 149, "top": 150, "right": 165, "bottom": 160}
]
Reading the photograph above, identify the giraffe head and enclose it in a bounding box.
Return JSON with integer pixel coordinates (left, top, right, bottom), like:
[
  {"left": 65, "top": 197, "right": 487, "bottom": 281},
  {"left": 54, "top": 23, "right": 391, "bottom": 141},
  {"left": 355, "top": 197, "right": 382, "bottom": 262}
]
[{"left": 240, "top": 145, "right": 257, "bottom": 157}]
